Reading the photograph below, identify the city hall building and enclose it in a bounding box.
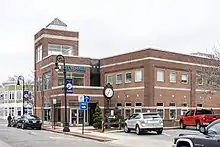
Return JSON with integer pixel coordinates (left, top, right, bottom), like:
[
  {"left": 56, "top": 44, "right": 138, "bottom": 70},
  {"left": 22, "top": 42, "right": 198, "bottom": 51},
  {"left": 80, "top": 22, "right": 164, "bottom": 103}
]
[{"left": 34, "top": 18, "right": 220, "bottom": 127}]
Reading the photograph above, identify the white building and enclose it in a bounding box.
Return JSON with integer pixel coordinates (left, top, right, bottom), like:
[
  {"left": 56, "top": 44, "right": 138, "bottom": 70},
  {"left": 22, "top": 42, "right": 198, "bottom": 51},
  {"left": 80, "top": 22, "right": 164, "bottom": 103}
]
[{"left": 0, "top": 78, "right": 34, "bottom": 119}]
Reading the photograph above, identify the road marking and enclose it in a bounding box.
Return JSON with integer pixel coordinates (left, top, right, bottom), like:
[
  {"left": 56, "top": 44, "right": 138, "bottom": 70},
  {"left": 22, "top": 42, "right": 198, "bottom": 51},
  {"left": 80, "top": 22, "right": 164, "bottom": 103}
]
[{"left": 162, "top": 133, "right": 171, "bottom": 137}]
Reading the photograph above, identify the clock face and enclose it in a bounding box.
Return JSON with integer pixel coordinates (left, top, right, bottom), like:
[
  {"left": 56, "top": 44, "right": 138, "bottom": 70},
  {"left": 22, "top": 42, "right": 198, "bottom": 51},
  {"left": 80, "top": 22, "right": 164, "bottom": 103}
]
[{"left": 104, "top": 88, "right": 114, "bottom": 98}]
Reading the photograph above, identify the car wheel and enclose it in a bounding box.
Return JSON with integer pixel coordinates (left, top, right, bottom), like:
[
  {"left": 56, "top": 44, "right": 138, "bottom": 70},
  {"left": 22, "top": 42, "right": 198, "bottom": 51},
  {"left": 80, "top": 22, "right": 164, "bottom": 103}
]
[
  {"left": 124, "top": 124, "right": 130, "bottom": 133},
  {"left": 21, "top": 123, "right": 26, "bottom": 129},
  {"left": 156, "top": 129, "right": 163, "bottom": 135},
  {"left": 196, "top": 121, "right": 201, "bottom": 130},
  {"left": 37, "top": 126, "right": 41, "bottom": 130},
  {"left": 135, "top": 125, "right": 141, "bottom": 135},
  {"left": 180, "top": 121, "right": 186, "bottom": 129}
]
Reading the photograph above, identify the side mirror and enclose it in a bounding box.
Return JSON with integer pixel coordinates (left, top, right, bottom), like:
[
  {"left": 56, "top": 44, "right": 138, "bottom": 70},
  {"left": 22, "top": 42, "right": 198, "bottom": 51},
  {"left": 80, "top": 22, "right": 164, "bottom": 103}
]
[{"left": 199, "top": 127, "right": 207, "bottom": 134}]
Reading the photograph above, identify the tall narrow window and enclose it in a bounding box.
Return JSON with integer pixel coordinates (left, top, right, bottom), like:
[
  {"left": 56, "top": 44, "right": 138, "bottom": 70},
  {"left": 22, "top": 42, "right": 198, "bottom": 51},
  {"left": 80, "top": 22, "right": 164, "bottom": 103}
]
[
  {"left": 135, "top": 71, "right": 142, "bottom": 82},
  {"left": 170, "top": 72, "right": 176, "bottom": 83},
  {"left": 157, "top": 70, "right": 164, "bottom": 82},
  {"left": 181, "top": 72, "right": 189, "bottom": 84},
  {"left": 107, "top": 76, "right": 113, "bottom": 84},
  {"left": 116, "top": 73, "right": 123, "bottom": 84},
  {"left": 125, "top": 72, "right": 132, "bottom": 83}
]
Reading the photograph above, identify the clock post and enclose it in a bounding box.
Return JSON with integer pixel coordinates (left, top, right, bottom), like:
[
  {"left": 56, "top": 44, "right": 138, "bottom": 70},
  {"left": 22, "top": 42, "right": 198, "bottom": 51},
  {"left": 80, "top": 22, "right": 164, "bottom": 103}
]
[{"left": 103, "top": 83, "right": 114, "bottom": 131}]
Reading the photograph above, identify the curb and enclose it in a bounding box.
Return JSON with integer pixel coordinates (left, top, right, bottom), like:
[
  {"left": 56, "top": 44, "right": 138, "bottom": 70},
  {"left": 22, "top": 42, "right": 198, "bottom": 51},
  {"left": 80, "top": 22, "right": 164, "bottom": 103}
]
[{"left": 42, "top": 128, "right": 116, "bottom": 142}]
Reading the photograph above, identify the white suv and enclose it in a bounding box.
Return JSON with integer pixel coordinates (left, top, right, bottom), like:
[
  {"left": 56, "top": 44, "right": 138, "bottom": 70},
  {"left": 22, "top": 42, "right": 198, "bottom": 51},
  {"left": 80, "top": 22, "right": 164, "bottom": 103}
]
[{"left": 124, "top": 112, "right": 163, "bottom": 135}]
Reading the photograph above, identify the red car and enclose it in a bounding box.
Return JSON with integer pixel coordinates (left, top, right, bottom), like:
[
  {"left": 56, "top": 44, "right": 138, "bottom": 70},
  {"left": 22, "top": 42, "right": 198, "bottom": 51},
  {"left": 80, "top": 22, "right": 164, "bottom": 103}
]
[{"left": 179, "top": 109, "right": 220, "bottom": 130}]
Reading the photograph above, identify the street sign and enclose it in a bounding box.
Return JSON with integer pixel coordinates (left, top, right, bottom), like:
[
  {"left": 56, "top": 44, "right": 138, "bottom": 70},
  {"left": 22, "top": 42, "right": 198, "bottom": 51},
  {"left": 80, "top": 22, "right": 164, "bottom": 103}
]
[
  {"left": 23, "top": 90, "right": 29, "bottom": 100},
  {"left": 66, "top": 79, "right": 73, "bottom": 93},
  {"left": 79, "top": 102, "right": 88, "bottom": 110},
  {"left": 78, "top": 95, "right": 84, "bottom": 102},
  {"left": 84, "top": 95, "right": 90, "bottom": 103}
]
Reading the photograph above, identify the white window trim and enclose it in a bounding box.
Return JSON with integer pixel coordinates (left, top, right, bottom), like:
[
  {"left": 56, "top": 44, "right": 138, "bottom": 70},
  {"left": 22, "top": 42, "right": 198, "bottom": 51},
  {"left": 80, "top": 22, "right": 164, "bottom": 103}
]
[
  {"left": 157, "top": 70, "right": 165, "bottom": 82},
  {"left": 135, "top": 70, "right": 142, "bottom": 82},
  {"left": 169, "top": 107, "right": 177, "bottom": 120},
  {"left": 107, "top": 75, "right": 113, "bottom": 84},
  {"left": 181, "top": 107, "right": 188, "bottom": 116},
  {"left": 156, "top": 107, "right": 165, "bottom": 120},
  {"left": 116, "top": 73, "right": 123, "bottom": 84},
  {"left": 169, "top": 72, "right": 177, "bottom": 83},
  {"left": 125, "top": 72, "right": 132, "bottom": 83},
  {"left": 181, "top": 72, "right": 189, "bottom": 84}
]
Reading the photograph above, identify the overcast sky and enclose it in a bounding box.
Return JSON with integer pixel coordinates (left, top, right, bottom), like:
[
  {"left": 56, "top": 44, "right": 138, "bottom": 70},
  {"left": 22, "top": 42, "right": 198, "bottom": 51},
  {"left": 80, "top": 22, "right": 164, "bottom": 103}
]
[{"left": 1, "top": 0, "right": 220, "bottom": 84}]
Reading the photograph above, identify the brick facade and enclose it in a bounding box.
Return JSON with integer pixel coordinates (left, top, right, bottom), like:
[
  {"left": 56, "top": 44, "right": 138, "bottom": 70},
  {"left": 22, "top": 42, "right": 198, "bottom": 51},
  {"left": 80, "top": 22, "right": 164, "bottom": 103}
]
[{"left": 34, "top": 22, "right": 220, "bottom": 127}]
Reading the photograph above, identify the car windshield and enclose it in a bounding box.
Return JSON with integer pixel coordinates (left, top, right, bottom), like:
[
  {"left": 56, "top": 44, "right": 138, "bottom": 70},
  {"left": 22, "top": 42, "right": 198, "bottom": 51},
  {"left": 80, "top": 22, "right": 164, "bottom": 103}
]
[
  {"left": 25, "top": 115, "right": 39, "bottom": 120},
  {"left": 143, "top": 113, "right": 160, "bottom": 119}
]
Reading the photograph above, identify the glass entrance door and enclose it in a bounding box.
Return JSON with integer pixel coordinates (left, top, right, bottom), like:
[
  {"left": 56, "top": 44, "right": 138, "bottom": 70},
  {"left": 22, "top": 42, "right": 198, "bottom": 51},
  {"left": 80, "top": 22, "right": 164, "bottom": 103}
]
[
  {"left": 71, "top": 109, "right": 77, "bottom": 125},
  {"left": 70, "top": 108, "right": 88, "bottom": 125}
]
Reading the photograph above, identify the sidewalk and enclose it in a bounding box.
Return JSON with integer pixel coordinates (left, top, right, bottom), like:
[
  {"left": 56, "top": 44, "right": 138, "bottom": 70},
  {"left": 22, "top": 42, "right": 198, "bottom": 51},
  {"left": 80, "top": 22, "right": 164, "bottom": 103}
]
[
  {"left": 42, "top": 125, "right": 118, "bottom": 142},
  {"left": 42, "top": 124, "right": 179, "bottom": 142}
]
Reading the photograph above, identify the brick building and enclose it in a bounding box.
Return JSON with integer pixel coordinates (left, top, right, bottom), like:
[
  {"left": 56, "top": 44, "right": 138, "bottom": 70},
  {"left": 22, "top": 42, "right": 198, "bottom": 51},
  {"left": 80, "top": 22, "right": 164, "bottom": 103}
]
[{"left": 34, "top": 18, "right": 220, "bottom": 127}]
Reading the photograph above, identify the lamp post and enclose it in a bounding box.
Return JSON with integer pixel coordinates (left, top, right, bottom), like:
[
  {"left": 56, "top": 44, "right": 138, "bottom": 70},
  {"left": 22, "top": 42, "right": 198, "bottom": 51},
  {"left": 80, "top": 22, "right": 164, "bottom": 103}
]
[
  {"left": 17, "top": 75, "right": 25, "bottom": 115},
  {"left": 54, "top": 54, "right": 70, "bottom": 132}
]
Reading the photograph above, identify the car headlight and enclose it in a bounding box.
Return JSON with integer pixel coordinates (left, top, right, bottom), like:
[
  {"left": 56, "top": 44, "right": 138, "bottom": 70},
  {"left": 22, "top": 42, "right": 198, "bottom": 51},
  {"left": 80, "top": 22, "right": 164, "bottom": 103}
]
[{"left": 39, "top": 120, "right": 42, "bottom": 123}]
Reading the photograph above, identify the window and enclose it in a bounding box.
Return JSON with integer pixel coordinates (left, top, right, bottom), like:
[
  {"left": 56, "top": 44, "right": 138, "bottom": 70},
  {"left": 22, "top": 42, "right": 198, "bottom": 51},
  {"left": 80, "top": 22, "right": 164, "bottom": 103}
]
[
  {"left": 5, "top": 92, "right": 8, "bottom": 100},
  {"left": 125, "top": 72, "right": 132, "bottom": 83},
  {"left": 157, "top": 70, "right": 164, "bottom": 82},
  {"left": 135, "top": 103, "right": 142, "bottom": 107},
  {"left": 36, "top": 77, "right": 42, "bottom": 91},
  {"left": 17, "top": 107, "right": 21, "bottom": 116},
  {"left": 197, "top": 104, "right": 203, "bottom": 107},
  {"left": 170, "top": 72, "right": 176, "bottom": 83},
  {"left": 9, "top": 107, "right": 14, "bottom": 116},
  {"left": 124, "top": 109, "right": 131, "bottom": 118},
  {"left": 181, "top": 72, "right": 188, "bottom": 84},
  {"left": 43, "top": 72, "right": 51, "bottom": 90},
  {"left": 48, "top": 44, "right": 73, "bottom": 56},
  {"left": 58, "top": 72, "right": 84, "bottom": 86},
  {"left": 125, "top": 103, "right": 131, "bottom": 107},
  {"left": 135, "top": 71, "right": 142, "bottom": 82},
  {"left": 116, "top": 73, "right": 123, "bottom": 84},
  {"left": 107, "top": 76, "right": 113, "bottom": 84},
  {"left": 181, "top": 109, "right": 188, "bottom": 115},
  {"left": 9, "top": 92, "right": 15, "bottom": 100},
  {"left": 207, "top": 122, "right": 220, "bottom": 135},
  {"left": 134, "top": 108, "right": 142, "bottom": 113},
  {"left": 169, "top": 109, "right": 177, "bottom": 120},
  {"left": 156, "top": 103, "right": 164, "bottom": 119},
  {"left": 169, "top": 103, "right": 176, "bottom": 107},
  {"left": 116, "top": 103, "right": 122, "bottom": 107},
  {"left": 36, "top": 45, "right": 42, "bottom": 62},
  {"left": 16, "top": 91, "right": 22, "bottom": 99},
  {"left": 5, "top": 108, "right": 8, "bottom": 116}
]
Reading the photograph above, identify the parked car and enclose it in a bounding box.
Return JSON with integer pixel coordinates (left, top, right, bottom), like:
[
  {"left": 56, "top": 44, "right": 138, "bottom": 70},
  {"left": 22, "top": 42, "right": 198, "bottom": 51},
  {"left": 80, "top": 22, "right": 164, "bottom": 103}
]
[
  {"left": 173, "top": 119, "right": 220, "bottom": 147},
  {"left": 124, "top": 112, "right": 163, "bottom": 135},
  {"left": 179, "top": 108, "right": 220, "bottom": 130},
  {"left": 16, "top": 114, "right": 42, "bottom": 130},
  {"left": 11, "top": 116, "right": 21, "bottom": 127}
]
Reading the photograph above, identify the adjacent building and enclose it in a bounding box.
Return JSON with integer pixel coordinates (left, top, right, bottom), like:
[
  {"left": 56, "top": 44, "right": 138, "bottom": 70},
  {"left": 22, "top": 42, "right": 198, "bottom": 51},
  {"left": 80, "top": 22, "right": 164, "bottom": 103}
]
[
  {"left": 34, "top": 18, "right": 220, "bottom": 127},
  {"left": 0, "top": 78, "right": 34, "bottom": 119}
]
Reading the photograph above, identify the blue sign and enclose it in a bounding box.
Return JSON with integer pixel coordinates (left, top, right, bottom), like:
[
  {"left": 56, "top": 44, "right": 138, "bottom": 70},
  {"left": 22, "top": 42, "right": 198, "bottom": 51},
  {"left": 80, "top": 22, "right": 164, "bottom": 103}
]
[
  {"left": 84, "top": 95, "right": 90, "bottom": 103},
  {"left": 23, "top": 90, "right": 29, "bottom": 100},
  {"left": 66, "top": 79, "right": 73, "bottom": 93},
  {"left": 80, "top": 102, "right": 88, "bottom": 110},
  {"left": 74, "top": 66, "right": 85, "bottom": 71}
]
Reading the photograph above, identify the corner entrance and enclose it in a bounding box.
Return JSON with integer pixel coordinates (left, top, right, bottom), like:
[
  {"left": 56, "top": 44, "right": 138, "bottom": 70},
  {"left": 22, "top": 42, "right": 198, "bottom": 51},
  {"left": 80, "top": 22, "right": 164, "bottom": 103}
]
[{"left": 70, "top": 108, "right": 88, "bottom": 126}]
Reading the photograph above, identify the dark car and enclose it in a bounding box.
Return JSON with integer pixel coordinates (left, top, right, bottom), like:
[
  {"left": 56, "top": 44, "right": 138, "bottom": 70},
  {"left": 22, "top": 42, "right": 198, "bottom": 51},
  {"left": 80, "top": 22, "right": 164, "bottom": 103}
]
[
  {"left": 11, "top": 116, "right": 21, "bottom": 127},
  {"left": 173, "top": 119, "right": 220, "bottom": 147},
  {"left": 16, "top": 114, "right": 42, "bottom": 130}
]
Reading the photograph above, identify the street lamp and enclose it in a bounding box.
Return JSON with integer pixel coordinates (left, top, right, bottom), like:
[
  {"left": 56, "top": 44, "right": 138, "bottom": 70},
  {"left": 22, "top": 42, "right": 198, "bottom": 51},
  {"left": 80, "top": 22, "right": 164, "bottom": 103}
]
[
  {"left": 54, "top": 54, "right": 70, "bottom": 132},
  {"left": 17, "top": 75, "right": 25, "bottom": 115}
]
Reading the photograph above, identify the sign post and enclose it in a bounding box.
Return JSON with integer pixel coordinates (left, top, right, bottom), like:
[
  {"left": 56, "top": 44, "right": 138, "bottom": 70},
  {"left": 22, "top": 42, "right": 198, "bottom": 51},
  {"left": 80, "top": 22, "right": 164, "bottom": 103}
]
[
  {"left": 79, "top": 95, "right": 90, "bottom": 135},
  {"left": 52, "top": 99, "right": 57, "bottom": 129}
]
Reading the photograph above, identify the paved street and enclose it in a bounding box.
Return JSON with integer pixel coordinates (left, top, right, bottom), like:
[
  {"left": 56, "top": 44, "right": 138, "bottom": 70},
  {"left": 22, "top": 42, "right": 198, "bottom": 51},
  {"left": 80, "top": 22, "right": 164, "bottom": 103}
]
[
  {"left": 0, "top": 120, "right": 199, "bottom": 147},
  {"left": 0, "top": 120, "right": 124, "bottom": 147}
]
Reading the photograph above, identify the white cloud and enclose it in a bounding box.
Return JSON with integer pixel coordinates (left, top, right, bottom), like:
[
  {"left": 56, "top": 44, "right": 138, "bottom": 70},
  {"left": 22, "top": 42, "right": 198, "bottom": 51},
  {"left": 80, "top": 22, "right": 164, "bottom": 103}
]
[{"left": 1, "top": 0, "right": 220, "bottom": 83}]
